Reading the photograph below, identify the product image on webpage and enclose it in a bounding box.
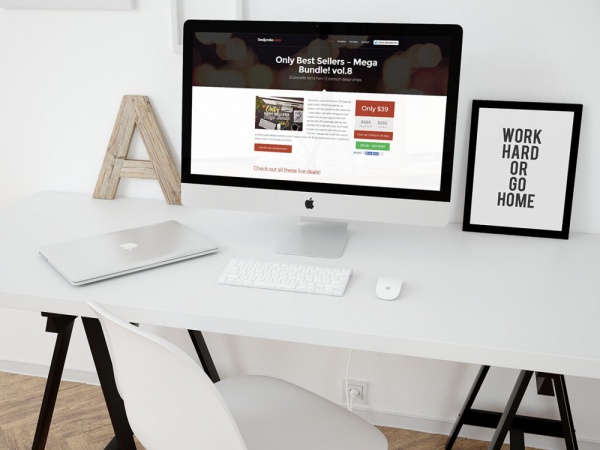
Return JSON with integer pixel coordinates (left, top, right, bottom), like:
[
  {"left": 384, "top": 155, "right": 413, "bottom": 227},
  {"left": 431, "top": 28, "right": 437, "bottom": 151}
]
[
  {"left": 256, "top": 96, "right": 304, "bottom": 132},
  {"left": 190, "top": 31, "right": 451, "bottom": 191}
]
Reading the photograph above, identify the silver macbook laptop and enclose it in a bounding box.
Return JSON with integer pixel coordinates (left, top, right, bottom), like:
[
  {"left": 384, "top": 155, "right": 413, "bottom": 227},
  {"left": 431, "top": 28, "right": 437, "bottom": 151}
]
[{"left": 39, "top": 221, "right": 218, "bottom": 285}]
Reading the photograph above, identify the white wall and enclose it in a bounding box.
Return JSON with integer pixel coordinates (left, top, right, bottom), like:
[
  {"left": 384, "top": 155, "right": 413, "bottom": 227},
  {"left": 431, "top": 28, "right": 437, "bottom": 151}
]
[{"left": 1, "top": 1, "right": 600, "bottom": 448}]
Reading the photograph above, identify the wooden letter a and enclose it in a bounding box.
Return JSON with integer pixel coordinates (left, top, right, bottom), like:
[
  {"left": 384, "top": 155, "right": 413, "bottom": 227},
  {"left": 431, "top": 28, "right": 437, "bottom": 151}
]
[{"left": 93, "top": 95, "right": 181, "bottom": 205}]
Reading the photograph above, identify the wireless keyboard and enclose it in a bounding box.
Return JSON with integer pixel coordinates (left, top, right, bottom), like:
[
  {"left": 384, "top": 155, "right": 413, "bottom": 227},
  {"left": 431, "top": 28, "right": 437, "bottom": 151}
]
[{"left": 218, "top": 258, "right": 352, "bottom": 297}]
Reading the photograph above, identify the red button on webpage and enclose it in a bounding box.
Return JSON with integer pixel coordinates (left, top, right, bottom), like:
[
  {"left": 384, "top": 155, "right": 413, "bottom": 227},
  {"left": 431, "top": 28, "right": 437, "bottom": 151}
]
[
  {"left": 354, "top": 130, "right": 393, "bottom": 141},
  {"left": 254, "top": 143, "right": 292, "bottom": 153},
  {"left": 355, "top": 100, "right": 395, "bottom": 118}
]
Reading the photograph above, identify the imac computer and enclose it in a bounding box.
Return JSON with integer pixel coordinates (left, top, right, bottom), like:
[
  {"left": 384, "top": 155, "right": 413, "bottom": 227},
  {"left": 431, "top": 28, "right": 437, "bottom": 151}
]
[{"left": 181, "top": 20, "right": 463, "bottom": 258}]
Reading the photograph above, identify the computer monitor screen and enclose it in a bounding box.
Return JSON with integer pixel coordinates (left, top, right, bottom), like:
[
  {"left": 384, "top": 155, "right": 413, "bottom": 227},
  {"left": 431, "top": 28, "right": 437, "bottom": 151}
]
[{"left": 181, "top": 20, "right": 462, "bottom": 256}]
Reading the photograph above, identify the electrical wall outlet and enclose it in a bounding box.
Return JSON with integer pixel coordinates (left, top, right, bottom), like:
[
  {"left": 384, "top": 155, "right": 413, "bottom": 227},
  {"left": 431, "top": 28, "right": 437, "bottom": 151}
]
[{"left": 342, "top": 379, "right": 368, "bottom": 405}]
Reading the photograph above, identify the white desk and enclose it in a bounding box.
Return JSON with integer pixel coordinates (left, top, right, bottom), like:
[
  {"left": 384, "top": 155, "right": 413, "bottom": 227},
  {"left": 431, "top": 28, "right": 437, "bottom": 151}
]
[
  {"left": 1, "top": 192, "right": 599, "bottom": 449},
  {"left": 2, "top": 191, "right": 599, "bottom": 376}
]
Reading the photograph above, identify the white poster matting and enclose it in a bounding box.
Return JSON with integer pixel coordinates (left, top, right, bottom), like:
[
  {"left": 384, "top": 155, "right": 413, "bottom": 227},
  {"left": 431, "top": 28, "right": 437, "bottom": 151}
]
[{"left": 469, "top": 108, "right": 574, "bottom": 231}]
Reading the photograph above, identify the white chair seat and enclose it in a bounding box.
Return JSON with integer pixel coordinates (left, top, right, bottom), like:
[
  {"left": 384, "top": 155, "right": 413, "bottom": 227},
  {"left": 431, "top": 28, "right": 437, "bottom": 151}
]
[
  {"left": 217, "top": 375, "right": 388, "bottom": 450},
  {"left": 88, "top": 301, "right": 388, "bottom": 450}
]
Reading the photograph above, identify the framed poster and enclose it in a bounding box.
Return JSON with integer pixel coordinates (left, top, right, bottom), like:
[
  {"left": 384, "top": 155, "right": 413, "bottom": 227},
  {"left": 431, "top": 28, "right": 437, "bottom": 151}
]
[
  {"left": 463, "top": 100, "right": 582, "bottom": 239},
  {"left": 0, "top": 0, "right": 132, "bottom": 8},
  {"left": 170, "top": 0, "right": 243, "bottom": 53}
]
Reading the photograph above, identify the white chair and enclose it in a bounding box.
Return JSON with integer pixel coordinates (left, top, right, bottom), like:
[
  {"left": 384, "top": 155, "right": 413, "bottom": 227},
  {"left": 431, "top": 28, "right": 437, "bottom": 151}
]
[{"left": 87, "top": 302, "right": 388, "bottom": 450}]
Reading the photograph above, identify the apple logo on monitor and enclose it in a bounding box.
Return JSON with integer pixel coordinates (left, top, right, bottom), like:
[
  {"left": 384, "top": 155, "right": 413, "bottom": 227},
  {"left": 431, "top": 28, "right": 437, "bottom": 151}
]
[
  {"left": 120, "top": 242, "right": 138, "bottom": 251},
  {"left": 305, "top": 198, "right": 314, "bottom": 209}
]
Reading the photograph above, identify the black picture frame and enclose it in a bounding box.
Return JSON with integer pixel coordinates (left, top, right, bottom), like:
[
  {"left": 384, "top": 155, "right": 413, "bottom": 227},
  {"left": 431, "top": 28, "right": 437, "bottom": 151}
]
[{"left": 463, "top": 100, "right": 582, "bottom": 239}]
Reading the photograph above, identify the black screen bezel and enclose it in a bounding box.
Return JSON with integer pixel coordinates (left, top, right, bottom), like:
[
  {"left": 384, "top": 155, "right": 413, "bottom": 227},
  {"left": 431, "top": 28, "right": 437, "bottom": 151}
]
[{"left": 181, "top": 20, "right": 463, "bottom": 202}]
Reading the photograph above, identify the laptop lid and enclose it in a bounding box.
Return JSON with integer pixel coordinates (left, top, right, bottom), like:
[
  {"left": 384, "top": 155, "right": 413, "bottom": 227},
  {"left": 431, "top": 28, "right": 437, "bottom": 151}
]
[{"left": 39, "top": 220, "right": 218, "bottom": 285}]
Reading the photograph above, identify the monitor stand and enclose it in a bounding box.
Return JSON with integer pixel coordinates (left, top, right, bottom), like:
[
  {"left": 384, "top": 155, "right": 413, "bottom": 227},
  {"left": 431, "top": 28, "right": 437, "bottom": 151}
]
[{"left": 275, "top": 218, "right": 348, "bottom": 259}]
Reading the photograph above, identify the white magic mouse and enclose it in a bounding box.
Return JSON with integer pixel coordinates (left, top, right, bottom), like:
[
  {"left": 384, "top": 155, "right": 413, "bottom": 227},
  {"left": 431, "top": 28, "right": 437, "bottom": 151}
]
[{"left": 376, "top": 277, "right": 403, "bottom": 301}]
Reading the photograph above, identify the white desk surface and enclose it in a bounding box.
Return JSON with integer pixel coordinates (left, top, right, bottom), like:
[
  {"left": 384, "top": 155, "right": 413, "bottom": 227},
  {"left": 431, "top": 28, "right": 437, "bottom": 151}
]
[{"left": 1, "top": 192, "right": 599, "bottom": 379}]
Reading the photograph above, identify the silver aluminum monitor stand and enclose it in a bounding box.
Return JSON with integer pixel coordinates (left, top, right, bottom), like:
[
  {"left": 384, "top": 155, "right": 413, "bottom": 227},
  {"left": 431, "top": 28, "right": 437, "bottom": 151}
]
[{"left": 276, "top": 218, "right": 348, "bottom": 259}]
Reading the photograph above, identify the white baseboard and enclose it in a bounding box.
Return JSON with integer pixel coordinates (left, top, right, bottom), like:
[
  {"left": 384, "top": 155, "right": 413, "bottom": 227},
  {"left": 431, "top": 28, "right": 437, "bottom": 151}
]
[
  {"left": 2, "top": 359, "right": 598, "bottom": 450},
  {"left": 349, "top": 405, "right": 600, "bottom": 450},
  {"left": 0, "top": 359, "right": 99, "bottom": 385}
]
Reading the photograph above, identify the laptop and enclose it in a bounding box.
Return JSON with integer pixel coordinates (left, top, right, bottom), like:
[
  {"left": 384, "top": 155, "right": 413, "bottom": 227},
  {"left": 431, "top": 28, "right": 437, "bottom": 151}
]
[{"left": 39, "top": 221, "right": 218, "bottom": 285}]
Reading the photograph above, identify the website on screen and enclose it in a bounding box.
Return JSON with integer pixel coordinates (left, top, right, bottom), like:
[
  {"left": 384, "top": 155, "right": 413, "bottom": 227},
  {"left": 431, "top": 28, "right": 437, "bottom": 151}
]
[{"left": 190, "top": 32, "right": 450, "bottom": 191}]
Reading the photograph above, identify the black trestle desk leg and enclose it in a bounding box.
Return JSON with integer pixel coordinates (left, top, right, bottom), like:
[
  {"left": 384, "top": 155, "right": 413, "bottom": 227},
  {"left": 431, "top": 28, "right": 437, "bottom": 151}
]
[
  {"left": 188, "top": 329, "right": 220, "bottom": 383},
  {"left": 103, "top": 436, "right": 119, "bottom": 450},
  {"left": 32, "top": 313, "right": 77, "bottom": 450},
  {"left": 488, "top": 370, "right": 533, "bottom": 450},
  {"left": 510, "top": 426, "right": 525, "bottom": 449},
  {"left": 82, "top": 317, "right": 135, "bottom": 450},
  {"left": 553, "top": 374, "right": 579, "bottom": 450},
  {"left": 445, "top": 365, "right": 490, "bottom": 449}
]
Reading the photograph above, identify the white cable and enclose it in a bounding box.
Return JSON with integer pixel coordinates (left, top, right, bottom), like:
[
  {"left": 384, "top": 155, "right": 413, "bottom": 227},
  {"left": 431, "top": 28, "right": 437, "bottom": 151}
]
[{"left": 345, "top": 349, "right": 353, "bottom": 411}]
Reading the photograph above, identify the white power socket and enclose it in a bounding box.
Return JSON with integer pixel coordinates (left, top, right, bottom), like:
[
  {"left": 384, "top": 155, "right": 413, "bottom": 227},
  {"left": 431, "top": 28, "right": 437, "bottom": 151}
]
[{"left": 343, "top": 379, "right": 368, "bottom": 404}]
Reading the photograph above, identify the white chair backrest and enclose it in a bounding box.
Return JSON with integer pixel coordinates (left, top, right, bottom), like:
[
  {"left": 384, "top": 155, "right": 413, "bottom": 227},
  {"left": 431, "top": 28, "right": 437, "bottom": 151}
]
[{"left": 87, "top": 302, "right": 247, "bottom": 450}]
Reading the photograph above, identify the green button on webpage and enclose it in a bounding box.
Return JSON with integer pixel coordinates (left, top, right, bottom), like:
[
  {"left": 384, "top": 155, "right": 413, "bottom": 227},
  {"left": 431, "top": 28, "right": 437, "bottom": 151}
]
[{"left": 355, "top": 141, "right": 390, "bottom": 151}]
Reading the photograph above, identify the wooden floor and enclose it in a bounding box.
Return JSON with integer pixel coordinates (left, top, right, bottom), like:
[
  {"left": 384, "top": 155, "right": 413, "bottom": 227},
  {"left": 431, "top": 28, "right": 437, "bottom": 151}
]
[{"left": 0, "top": 371, "right": 532, "bottom": 449}]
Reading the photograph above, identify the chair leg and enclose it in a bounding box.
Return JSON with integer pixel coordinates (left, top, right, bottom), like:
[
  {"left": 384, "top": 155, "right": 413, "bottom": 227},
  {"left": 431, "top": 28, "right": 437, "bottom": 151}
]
[
  {"left": 82, "top": 317, "right": 136, "bottom": 450},
  {"left": 445, "top": 365, "right": 490, "bottom": 449},
  {"left": 32, "top": 314, "right": 76, "bottom": 450},
  {"left": 188, "top": 329, "right": 220, "bottom": 382},
  {"left": 488, "top": 370, "right": 533, "bottom": 450}
]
